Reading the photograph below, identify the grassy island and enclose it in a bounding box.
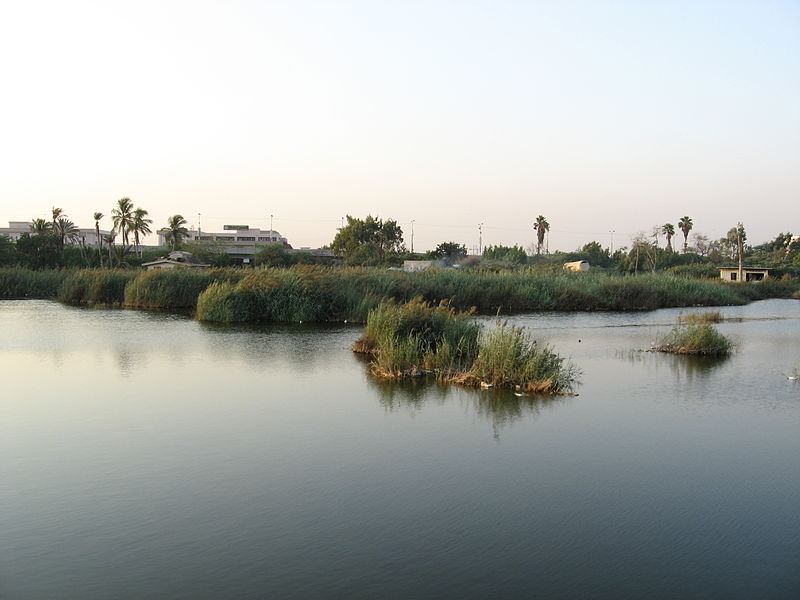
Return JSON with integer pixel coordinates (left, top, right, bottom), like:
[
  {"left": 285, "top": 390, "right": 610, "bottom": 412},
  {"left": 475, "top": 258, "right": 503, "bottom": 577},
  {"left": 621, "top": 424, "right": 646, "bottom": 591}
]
[
  {"left": 654, "top": 314, "right": 733, "bottom": 355},
  {"left": 353, "top": 299, "right": 580, "bottom": 394}
]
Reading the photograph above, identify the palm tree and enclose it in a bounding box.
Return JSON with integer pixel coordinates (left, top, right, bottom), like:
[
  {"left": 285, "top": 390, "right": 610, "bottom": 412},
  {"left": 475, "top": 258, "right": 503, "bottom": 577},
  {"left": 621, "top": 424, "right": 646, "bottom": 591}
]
[
  {"left": 29, "top": 218, "right": 52, "bottom": 235},
  {"left": 662, "top": 223, "right": 675, "bottom": 252},
  {"left": 110, "top": 244, "right": 132, "bottom": 269},
  {"left": 111, "top": 197, "right": 134, "bottom": 245},
  {"left": 51, "top": 207, "right": 64, "bottom": 227},
  {"left": 678, "top": 216, "right": 693, "bottom": 252},
  {"left": 103, "top": 232, "right": 117, "bottom": 267},
  {"left": 165, "top": 214, "right": 189, "bottom": 250},
  {"left": 94, "top": 212, "right": 104, "bottom": 267},
  {"left": 533, "top": 215, "right": 549, "bottom": 255},
  {"left": 53, "top": 217, "right": 79, "bottom": 248},
  {"left": 131, "top": 208, "right": 153, "bottom": 256}
]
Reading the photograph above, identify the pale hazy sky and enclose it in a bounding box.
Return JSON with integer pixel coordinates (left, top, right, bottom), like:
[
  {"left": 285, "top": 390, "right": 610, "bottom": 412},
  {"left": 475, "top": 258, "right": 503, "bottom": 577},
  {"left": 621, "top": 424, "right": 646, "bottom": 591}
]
[{"left": 0, "top": 0, "right": 797, "bottom": 252}]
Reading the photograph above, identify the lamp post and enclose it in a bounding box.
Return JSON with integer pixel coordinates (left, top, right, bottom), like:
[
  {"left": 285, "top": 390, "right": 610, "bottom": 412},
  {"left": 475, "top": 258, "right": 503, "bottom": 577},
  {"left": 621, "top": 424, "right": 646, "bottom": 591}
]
[
  {"left": 478, "top": 222, "right": 484, "bottom": 255},
  {"left": 609, "top": 229, "right": 615, "bottom": 255},
  {"left": 411, "top": 219, "right": 415, "bottom": 254}
]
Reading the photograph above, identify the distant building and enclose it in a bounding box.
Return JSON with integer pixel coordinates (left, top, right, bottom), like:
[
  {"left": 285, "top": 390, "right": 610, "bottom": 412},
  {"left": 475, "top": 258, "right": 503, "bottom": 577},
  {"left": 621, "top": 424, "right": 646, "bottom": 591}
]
[
  {"left": 158, "top": 224, "right": 288, "bottom": 247},
  {"left": 0, "top": 221, "right": 111, "bottom": 246},
  {"left": 719, "top": 267, "right": 769, "bottom": 282},
  {"left": 564, "top": 260, "right": 590, "bottom": 272},
  {"left": 142, "top": 251, "right": 210, "bottom": 270}
]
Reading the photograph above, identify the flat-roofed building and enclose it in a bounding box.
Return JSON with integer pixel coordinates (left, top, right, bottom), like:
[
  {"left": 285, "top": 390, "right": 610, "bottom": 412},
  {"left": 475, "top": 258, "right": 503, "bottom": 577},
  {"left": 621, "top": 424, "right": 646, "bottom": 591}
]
[
  {"left": 158, "top": 225, "right": 288, "bottom": 247},
  {"left": 719, "top": 267, "right": 769, "bottom": 282},
  {"left": 0, "top": 221, "right": 111, "bottom": 246}
]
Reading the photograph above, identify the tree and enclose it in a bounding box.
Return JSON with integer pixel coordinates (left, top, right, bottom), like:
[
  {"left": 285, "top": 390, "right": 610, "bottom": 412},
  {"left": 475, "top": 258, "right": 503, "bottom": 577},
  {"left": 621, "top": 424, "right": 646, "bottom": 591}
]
[
  {"left": 103, "top": 232, "right": 117, "bottom": 266},
  {"left": 29, "top": 218, "right": 52, "bottom": 235},
  {"left": 94, "top": 212, "right": 104, "bottom": 267},
  {"left": 482, "top": 244, "right": 527, "bottom": 265},
  {"left": 430, "top": 242, "right": 467, "bottom": 265},
  {"left": 331, "top": 215, "right": 404, "bottom": 264},
  {"left": 533, "top": 215, "right": 549, "bottom": 255},
  {"left": 0, "top": 235, "right": 16, "bottom": 266},
  {"left": 15, "top": 232, "right": 60, "bottom": 269},
  {"left": 579, "top": 241, "right": 612, "bottom": 267},
  {"left": 111, "top": 197, "right": 134, "bottom": 245},
  {"left": 164, "top": 214, "right": 189, "bottom": 250},
  {"left": 131, "top": 208, "right": 152, "bottom": 257},
  {"left": 53, "top": 217, "right": 79, "bottom": 249},
  {"left": 254, "top": 243, "right": 291, "bottom": 267},
  {"left": 678, "top": 216, "right": 693, "bottom": 252},
  {"left": 662, "top": 223, "right": 675, "bottom": 252}
]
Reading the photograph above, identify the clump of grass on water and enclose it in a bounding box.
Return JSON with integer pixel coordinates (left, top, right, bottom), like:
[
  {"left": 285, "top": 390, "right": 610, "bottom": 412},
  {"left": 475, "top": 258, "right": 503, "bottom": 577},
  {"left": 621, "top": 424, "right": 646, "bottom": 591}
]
[
  {"left": 654, "top": 313, "right": 732, "bottom": 356},
  {"left": 354, "top": 299, "right": 579, "bottom": 394}
]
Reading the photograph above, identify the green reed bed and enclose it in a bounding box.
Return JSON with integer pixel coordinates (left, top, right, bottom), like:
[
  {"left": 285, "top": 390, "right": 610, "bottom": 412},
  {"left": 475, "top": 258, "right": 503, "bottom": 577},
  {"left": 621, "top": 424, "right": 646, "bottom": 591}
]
[
  {"left": 196, "top": 266, "right": 777, "bottom": 323},
  {"left": 123, "top": 268, "right": 246, "bottom": 309},
  {"left": 57, "top": 269, "right": 139, "bottom": 306},
  {"left": 353, "top": 299, "right": 578, "bottom": 394},
  {"left": 0, "top": 267, "right": 68, "bottom": 299}
]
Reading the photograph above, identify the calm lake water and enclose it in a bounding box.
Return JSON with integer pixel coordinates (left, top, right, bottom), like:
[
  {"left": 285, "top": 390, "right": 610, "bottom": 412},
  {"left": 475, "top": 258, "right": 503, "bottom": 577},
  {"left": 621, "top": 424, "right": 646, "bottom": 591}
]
[{"left": 1, "top": 299, "right": 799, "bottom": 599}]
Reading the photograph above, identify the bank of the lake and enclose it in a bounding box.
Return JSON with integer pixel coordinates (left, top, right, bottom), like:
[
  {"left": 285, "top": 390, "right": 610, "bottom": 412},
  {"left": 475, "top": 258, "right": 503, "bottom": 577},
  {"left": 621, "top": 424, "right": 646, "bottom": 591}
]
[{"left": 2, "top": 266, "right": 797, "bottom": 320}]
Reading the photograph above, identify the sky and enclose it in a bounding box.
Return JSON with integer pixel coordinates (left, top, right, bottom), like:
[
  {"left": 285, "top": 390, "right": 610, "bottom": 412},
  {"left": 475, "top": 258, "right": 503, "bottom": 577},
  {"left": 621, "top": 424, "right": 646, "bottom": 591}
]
[{"left": 0, "top": 0, "right": 798, "bottom": 253}]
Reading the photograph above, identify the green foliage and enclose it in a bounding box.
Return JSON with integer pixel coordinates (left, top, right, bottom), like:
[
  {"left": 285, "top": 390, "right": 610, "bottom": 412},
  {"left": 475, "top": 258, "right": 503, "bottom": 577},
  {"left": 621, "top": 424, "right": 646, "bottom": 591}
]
[
  {"left": 331, "top": 215, "right": 404, "bottom": 265},
  {"left": 0, "top": 236, "right": 17, "bottom": 266},
  {"left": 194, "top": 266, "right": 798, "bottom": 324},
  {"left": 471, "top": 324, "right": 579, "bottom": 393},
  {"left": 124, "top": 268, "right": 246, "bottom": 309},
  {"left": 362, "top": 298, "right": 480, "bottom": 375},
  {"left": 359, "top": 300, "right": 578, "bottom": 393},
  {"left": 15, "top": 233, "right": 61, "bottom": 269},
  {"left": 482, "top": 245, "right": 527, "bottom": 264},
  {"left": 57, "top": 269, "right": 139, "bottom": 305},
  {"left": 429, "top": 242, "right": 468, "bottom": 264},
  {"left": 656, "top": 323, "right": 732, "bottom": 355},
  {"left": 254, "top": 244, "right": 292, "bottom": 267},
  {"left": 0, "top": 268, "right": 68, "bottom": 298}
]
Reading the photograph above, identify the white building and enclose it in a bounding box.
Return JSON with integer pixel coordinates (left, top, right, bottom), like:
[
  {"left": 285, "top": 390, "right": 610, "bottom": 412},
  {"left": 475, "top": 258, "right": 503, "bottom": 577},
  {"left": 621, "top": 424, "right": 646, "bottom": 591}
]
[
  {"left": 157, "top": 225, "right": 288, "bottom": 247},
  {"left": 0, "top": 221, "right": 111, "bottom": 247}
]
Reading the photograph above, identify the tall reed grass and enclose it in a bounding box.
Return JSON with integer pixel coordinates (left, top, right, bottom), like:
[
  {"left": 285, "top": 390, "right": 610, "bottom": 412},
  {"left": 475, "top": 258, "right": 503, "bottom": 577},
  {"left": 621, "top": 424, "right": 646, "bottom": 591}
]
[
  {"left": 196, "top": 266, "right": 781, "bottom": 323},
  {"left": 123, "top": 268, "right": 246, "bottom": 309},
  {"left": 0, "top": 267, "right": 68, "bottom": 299},
  {"left": 57, "top": 269, "right": 139, "bottom": 305},
  {"left": 356, "top": 299, "right": 578, "bottom": 394},
  {"left": 655, "top": 321, "right": 733, "bottom": 355}
]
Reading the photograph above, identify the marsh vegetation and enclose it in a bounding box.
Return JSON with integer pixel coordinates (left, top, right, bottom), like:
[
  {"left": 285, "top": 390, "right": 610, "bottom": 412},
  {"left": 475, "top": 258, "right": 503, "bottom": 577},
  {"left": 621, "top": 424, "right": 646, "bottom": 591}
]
[{"left": 353, "top": 299, "right": 579, "bottom": 394}]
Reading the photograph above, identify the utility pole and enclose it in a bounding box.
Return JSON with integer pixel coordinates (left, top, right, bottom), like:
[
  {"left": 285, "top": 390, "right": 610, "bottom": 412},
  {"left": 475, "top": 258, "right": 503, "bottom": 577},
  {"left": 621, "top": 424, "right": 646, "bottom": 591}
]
[
  {"left": 410, "top": 220, "right": 415, "bottom": 254},
  {"left": 478, "top": 222, "right": 484, "bottom": 255}
]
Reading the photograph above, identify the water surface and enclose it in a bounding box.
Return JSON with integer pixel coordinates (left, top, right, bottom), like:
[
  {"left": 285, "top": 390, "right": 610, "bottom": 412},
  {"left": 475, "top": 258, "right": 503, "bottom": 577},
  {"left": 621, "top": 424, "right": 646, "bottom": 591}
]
[{"left": 1, "top": 300, "right": 798, "bottom": 599}]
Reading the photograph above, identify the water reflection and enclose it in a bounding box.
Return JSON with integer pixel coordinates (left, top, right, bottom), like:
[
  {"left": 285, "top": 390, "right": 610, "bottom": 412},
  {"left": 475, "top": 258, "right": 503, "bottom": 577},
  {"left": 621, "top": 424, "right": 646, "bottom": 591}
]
[
  {"left": 367, "top": 374, "right": 570, "bottom": 438},
  {"left": 616, "top": 348, "right": 730, "bottom": 381}
]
